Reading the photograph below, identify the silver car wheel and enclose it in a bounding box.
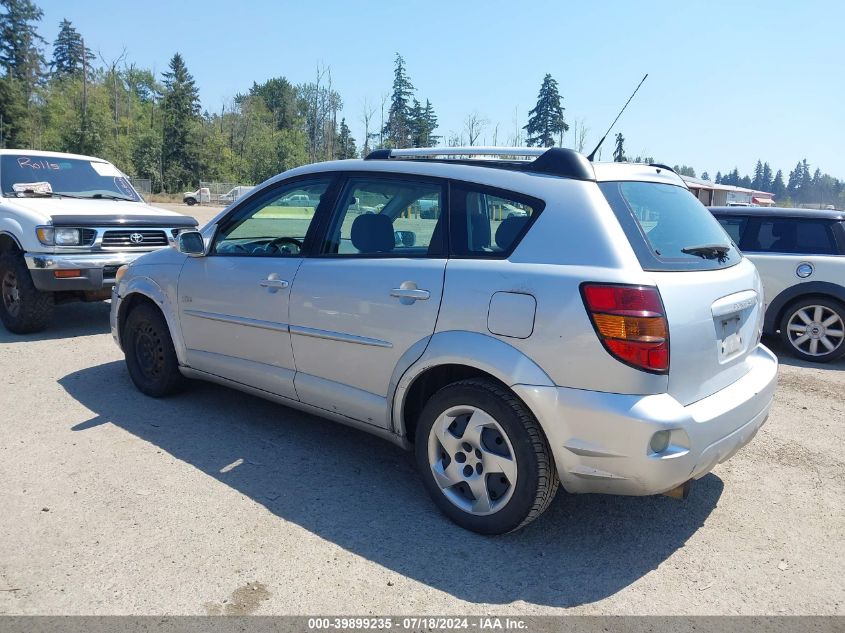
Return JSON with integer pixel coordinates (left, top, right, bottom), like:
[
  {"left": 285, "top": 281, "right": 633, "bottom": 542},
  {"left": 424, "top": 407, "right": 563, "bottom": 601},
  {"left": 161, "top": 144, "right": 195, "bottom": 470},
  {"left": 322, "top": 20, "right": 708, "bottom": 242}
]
[
  {"left": 787, "top": 305, "right": 845, "bottom": 356},
  {"left": 427, "top": 405, "right": 518, "bottom": 516},
  {"left": 1, "top": 270, "right": 21, "bottom": 318}
]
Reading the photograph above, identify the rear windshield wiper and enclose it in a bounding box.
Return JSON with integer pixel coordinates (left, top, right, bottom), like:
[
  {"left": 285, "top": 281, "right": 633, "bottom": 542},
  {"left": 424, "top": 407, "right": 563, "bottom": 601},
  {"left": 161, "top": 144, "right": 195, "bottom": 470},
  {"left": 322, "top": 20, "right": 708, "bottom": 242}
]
[{"left": 681, "top": 243, "right": 732, "bottom": 259}]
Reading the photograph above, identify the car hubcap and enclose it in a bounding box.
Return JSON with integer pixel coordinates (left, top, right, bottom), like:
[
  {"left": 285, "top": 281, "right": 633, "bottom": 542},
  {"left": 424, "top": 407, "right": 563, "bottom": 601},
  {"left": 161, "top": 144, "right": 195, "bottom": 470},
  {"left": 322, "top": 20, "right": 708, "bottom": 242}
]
[
  {"left": 2, "top": 271, "right": 21, "bottom": 318},
  {"left": 427, "top": 405, "right": 517, "bottom": 516},
  {"left": 787, "top": 305, "right": 845, "bottom": 356},
  {"left": 134, "top": 323, "right": 165, "bottom": 378}
]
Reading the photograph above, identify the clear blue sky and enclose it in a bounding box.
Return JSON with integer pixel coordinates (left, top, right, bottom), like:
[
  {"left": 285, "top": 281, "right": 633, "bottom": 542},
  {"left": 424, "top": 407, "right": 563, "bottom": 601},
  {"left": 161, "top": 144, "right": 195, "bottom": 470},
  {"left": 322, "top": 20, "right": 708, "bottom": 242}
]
[{"left": 35, "top": 0, "right": 845, "bottom": 179}]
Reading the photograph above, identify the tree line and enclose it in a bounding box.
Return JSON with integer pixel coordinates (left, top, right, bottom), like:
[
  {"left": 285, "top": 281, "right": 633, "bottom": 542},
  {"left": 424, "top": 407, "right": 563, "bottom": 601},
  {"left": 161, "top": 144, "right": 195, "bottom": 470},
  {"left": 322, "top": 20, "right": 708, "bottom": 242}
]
[
  {"left": 1, "top": 0, "right": 842, "bottom": 208},
  {"left": 613, "top": 135, "right": 844, "bottom": 208}
]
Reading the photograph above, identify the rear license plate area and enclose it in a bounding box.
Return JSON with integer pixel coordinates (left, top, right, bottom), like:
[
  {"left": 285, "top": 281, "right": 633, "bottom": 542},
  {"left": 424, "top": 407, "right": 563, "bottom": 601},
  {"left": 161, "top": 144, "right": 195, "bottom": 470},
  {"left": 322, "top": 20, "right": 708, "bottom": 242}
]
[{"left": 718, "top": 314, "right": 744, "bottom": 360}]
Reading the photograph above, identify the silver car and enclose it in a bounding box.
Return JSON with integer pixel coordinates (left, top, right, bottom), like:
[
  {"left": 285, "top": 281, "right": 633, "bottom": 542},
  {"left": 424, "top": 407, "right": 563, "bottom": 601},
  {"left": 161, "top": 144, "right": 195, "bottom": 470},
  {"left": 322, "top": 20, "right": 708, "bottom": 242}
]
[{"left": 110, "top": 148, "right": 778, "bottom": 534}]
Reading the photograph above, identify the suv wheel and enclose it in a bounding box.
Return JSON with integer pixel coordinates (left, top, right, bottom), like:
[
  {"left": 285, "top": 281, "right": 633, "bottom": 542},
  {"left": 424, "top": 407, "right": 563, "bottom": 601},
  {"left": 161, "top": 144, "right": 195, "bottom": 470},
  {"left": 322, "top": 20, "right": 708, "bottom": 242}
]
[
  {"left": 415, "top": 378, "right": 559, "bottom": 534},
  {"left": 780, "top": 297, "right": 845, "bottom": 363},
  {"left": 0, "top": 251, "right": 55, "bottom": 334},
  {"left": 123, "top": 303, "right": 187, "bottom": 397}
]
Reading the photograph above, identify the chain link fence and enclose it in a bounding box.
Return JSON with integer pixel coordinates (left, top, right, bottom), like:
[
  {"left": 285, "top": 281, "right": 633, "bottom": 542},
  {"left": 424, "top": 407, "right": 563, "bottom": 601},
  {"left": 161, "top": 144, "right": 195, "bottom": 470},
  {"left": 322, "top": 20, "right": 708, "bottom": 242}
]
[
  {"left": 198, "top": 181, "right": 255, "bottom": 205},
  {"left": 128, "top": 178, "right": 152, "bottom": 197}
]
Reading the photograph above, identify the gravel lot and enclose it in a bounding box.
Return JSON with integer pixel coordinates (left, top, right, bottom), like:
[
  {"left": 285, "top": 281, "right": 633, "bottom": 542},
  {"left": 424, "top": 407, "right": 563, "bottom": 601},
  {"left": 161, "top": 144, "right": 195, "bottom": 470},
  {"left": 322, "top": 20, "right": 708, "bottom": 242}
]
[{"left": 0, "top": 202, "right": 842, "bottom": 615}]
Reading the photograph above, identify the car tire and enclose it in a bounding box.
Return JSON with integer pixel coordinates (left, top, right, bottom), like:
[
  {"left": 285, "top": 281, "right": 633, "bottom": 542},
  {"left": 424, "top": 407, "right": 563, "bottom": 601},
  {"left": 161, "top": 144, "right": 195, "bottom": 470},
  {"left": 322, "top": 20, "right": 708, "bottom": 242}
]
[
  {"left": 415, "top": 378, "right": 559, "bottom": 534},
  {"left": 123, "top": 302, "right": 187, "bottom": 397},
  {"left": 185, "top": 198, "right": 196, "bottom": 206},
  {"left": 779, "top": 297, "right": 845, "bottom": 363},
  {"left": 0, "top": 251, "right": 55, "bottom": 334}
]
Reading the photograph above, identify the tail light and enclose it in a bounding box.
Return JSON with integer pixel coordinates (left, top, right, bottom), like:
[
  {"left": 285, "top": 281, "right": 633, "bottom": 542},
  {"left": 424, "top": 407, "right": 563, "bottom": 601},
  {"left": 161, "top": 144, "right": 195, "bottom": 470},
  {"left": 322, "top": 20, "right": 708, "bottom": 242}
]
[{"left": 580, "top": 283, "right": 669, "bottom": 373}]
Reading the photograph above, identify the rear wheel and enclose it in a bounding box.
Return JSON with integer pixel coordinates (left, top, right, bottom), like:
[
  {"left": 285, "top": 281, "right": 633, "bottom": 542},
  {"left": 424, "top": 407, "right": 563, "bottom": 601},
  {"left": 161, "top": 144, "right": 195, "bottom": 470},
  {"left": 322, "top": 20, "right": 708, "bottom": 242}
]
[
  {"left": 123, "top": 302, "right": 187, "bottom": 397},
  {"left": 415, "top": 378, "right": 559, "bottom": 534},
  {"left": 0, "top": 251, "right": 54, "bottom": 334},
  {"left": 185, "top": 197, "right": 197, "bottom": 206},
  {"left": 780, "top": 297, "right": 845, "bottom": 363}
]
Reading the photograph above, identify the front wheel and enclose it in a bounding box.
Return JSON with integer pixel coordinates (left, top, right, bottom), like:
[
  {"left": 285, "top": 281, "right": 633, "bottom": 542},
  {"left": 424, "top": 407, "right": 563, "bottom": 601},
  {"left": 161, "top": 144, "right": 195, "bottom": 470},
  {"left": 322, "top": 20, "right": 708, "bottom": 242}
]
[
  {"left": 0, "top": 252, "right": 54, "bottom": 334},
  {"left": 415, "top": 378, "right": 559, "bottom": 534},
  {"left": 185, "top": 198, "right": 197, "bottom": 206},
  {"left": 780, "top": 298, "right": 845, "bottom": 363},
  {"left": 123, "top": 302, "right": 187, "bottom": 397}
]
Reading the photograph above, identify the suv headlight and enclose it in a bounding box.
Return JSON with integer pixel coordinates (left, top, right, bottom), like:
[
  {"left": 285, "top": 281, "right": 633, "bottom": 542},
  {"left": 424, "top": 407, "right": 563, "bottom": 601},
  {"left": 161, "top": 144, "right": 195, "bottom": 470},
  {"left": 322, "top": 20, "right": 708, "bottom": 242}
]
[
  {"left": 36, "top": 226, "right": 82, "bottom": 246},
  {"left": 54, "top": 228, "right": 81, "bottom": 245}
]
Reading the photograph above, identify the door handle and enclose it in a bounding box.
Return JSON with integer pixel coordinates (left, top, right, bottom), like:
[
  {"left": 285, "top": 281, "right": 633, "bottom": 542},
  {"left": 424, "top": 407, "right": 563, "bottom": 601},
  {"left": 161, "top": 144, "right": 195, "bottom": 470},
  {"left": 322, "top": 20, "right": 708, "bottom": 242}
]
[
  {"left": 259, "top": 278, "right": 289, "bottom": 292},
  {"left": 390, "top": 282, "right": 430, "bottom": 303}
]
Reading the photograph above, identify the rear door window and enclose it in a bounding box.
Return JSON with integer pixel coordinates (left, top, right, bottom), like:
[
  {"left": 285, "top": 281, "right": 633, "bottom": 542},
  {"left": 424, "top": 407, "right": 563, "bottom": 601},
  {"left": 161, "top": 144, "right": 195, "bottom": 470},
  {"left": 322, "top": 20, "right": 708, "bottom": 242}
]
[
  {"left": 600, "top": 181, "right": 740, "bottom": 271},
  {"left": 449, "top": 183, "right": 542, "bottom": 257},
  {"left": 747, "top": 219, "right": 836, "bottom": 255}
]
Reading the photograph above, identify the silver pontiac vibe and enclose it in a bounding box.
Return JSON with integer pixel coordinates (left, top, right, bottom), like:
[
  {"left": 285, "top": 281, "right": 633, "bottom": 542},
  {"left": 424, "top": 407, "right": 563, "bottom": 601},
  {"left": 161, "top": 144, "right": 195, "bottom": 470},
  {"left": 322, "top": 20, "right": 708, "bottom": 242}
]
[{"left": 110, "top": 147, "right": 778, "bottom": 534}]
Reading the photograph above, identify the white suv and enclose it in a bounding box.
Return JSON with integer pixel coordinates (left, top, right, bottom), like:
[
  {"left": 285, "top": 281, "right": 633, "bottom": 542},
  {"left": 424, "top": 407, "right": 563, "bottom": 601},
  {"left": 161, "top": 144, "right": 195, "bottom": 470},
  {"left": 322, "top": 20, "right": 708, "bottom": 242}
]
[
  {"left": 111, "top": 148, "right": 778, "bottom": 534},
  {"left": 0, "top": 150, "right": 197, "bottom": 333}
]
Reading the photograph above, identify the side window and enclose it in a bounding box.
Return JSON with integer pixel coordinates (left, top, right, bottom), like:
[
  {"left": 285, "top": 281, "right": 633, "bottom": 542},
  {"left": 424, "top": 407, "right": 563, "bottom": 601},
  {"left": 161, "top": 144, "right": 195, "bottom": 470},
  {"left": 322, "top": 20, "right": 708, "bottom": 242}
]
[
  {"left": 213, "top": 179, "right": 331, "bottom": 256},
  {"left": 752, "top": 219, "right": 836, "bottom": 255},
  {"left": 322, "top": 177, "right": 444, "bottom": 256},
  {"left": 450, "top": 184, "right": 542, "bottom": 257},
  {"left": 716, "top": 216, "right": 747, "bottom": 246}
]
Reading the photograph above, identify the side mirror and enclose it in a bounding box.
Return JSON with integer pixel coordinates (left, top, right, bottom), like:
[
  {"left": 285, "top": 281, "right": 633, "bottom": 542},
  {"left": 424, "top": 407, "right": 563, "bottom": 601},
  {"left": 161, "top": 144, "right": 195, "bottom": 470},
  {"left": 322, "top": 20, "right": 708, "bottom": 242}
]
[
  {"left": 177, "top": 230, "right": 206, "bottom": 256},
  {"left": 395, "top": 230, "right": 416, "bottom": 247}
]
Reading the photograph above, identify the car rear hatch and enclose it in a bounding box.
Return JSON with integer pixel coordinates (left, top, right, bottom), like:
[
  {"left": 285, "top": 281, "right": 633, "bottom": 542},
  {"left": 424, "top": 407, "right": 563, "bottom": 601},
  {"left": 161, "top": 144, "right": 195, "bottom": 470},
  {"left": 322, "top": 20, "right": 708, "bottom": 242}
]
[{"left": 600, "top": 178, "right": 764, "bottom": 406}]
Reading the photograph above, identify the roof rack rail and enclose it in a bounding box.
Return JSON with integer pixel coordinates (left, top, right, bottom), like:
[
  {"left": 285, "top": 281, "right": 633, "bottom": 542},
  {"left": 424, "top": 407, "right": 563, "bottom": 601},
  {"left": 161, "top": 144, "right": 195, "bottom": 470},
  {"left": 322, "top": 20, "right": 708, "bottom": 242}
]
[
  {"left": 649, "top": 163, "right": 676, "bottom": 173},
  {"left": 364, "top": 146, "right": 595, "bottom": 181}
]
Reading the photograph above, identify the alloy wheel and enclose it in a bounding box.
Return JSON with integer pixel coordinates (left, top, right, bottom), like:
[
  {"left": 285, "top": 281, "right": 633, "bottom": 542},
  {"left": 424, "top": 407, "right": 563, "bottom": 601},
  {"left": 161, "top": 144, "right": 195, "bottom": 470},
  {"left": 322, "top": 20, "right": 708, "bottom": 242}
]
[
  {"left": 427, "top": 405, "right": 518, "bottom": 516},
  {"left": 786, "top": 304, "right": 845, "bottom": 357}
]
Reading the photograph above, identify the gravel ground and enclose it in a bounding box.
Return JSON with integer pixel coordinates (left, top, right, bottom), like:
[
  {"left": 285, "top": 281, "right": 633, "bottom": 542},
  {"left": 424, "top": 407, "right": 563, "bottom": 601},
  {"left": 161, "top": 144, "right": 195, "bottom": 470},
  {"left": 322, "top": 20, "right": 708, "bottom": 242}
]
[{"left": 0, "top": 201, "right": 842, "bottom": 615}]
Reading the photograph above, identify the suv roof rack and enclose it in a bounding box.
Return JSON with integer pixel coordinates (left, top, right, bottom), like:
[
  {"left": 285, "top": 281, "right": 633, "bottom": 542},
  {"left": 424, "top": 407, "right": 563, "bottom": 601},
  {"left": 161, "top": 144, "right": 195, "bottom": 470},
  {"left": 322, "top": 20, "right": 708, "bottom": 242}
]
[
  {"left": 648, "top": 163, "right": 676, "bottom": 173},
  {"left": 364, "top": 146, "right": 595, "bottom": 181}
]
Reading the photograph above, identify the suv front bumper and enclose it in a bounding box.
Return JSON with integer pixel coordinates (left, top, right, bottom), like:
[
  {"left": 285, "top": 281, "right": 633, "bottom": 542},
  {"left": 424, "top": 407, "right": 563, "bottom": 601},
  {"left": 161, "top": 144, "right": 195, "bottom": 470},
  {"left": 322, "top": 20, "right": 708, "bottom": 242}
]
[
  {"left": 25, "top": 251, "right": 153, "bottom": 292},
  {"left": 514, "top": 345, "right": 778, "bottom": 496}
]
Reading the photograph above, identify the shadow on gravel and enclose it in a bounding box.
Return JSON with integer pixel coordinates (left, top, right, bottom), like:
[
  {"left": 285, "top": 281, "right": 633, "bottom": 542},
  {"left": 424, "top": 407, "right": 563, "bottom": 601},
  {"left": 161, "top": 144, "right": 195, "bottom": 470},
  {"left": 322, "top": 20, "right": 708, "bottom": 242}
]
[
  {"left": 0, "top": 300, "right": 110, "bottom": 344},
  {"left": 60, "top": 360, "right": 723, "bottom": 608}
]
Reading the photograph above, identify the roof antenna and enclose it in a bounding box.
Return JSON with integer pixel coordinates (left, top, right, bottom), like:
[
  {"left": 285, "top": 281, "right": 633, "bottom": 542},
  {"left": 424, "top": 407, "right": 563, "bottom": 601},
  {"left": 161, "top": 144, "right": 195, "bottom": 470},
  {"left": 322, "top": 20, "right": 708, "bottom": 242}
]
[{"left": 586, "top": 73, "right": 648, "bottom": 162}]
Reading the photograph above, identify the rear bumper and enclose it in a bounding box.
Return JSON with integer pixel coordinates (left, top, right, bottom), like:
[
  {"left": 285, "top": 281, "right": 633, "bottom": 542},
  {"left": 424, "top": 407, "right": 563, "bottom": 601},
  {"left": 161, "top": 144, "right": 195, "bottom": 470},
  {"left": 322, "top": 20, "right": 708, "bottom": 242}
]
[
  {"left": 24, "top": 251, "right": 153, "bottom": 291},
  {"left": 514, "top": 345, "right": 778, "bottom": 496}
]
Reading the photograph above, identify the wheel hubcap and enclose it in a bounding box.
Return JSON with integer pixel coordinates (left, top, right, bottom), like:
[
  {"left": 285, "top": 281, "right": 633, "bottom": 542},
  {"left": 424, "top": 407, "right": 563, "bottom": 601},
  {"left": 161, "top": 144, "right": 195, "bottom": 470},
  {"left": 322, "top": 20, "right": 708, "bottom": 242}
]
[
  {"left": 427, "top": 405, "right": 517, "bottom": 516},
  {"left": 1, "top": 271, "right": 21, "bottom": 318},
  {"left": 787, "top": 305, "right": 845, "bottom": 356},
  {"left": 134, "top": 323, "right": 165, "bottom": 378}
]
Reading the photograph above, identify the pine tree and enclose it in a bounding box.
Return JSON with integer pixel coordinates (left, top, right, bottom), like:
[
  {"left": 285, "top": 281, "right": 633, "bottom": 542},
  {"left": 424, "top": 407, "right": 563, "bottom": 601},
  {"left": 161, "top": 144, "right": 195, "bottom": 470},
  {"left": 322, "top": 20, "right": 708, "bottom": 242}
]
[
  {"left": 383, "top": 53, "right": 414, "bottom": 149},
  {"left": 715, "top": 171, "right": 722, "bottom": 184},
  {"left": 701, "top": 171, "right": 710, "bottom": 181},
  {"left": 409, "top": 98, "right": 439, "bottom": 147},
  {"left": 524, "top": 73, "right": 568, "bottom": 147},
  {"left": 761, "top": 162, "right": 773, "bottom": 192},
  {"left": 0, "top": 74, "right": 26, "bottom": 146},
  {"left": 800, "top": 159, "right": 812, "bottom": 196},
  {"left": 161, "top": 52, "right": 200, "bottom": 190},
  {"left": 336, "top": 118, "right": 357, "bottom": 159},
  {"left": 51, "top": 18, "right": 92, "bottom": 78},
  {"left": 771, "top": 169, "right": 786, "bottom": 200},
  {"left": 613, "top": 133, "right": 625, "bottom": 162},
  {"left": 422, "top": 99, "right": 439, "bottom": 146},
  {"left": 787, "top": 161, "right": 802, "bottom": 198},
  {"left": 0, "top": 0, "right": 45, "bottom": 93},
  {"left": 752, "top": 160, "right": 764, "bottom": 190}
]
